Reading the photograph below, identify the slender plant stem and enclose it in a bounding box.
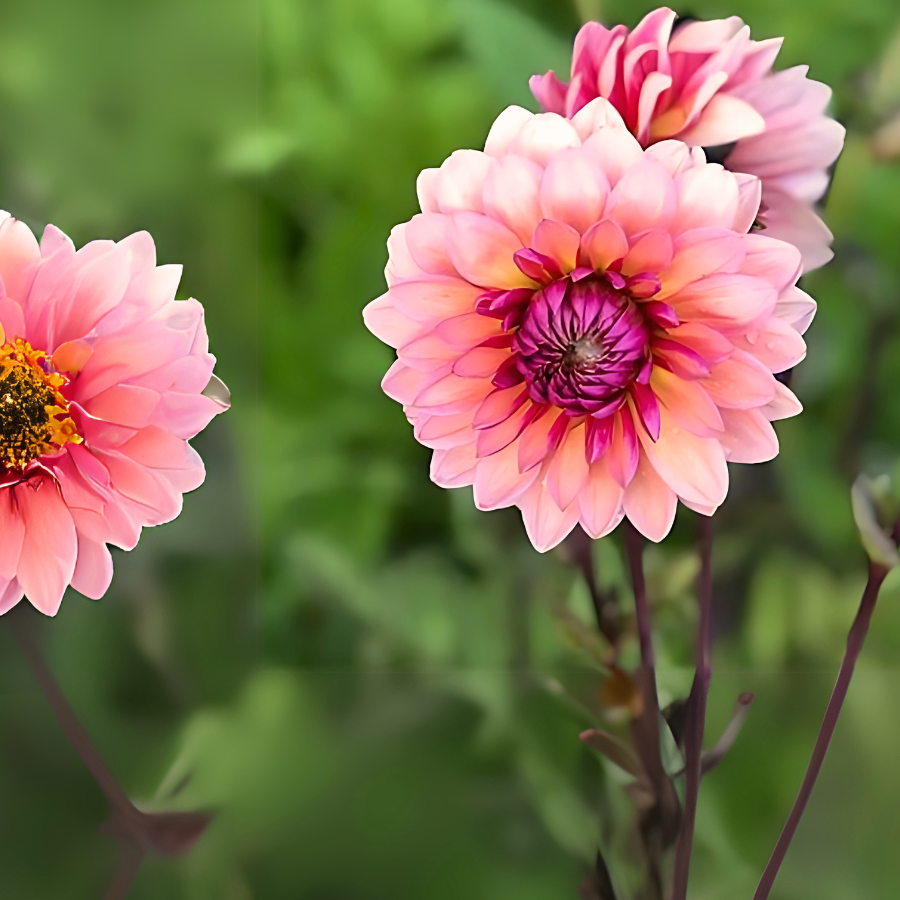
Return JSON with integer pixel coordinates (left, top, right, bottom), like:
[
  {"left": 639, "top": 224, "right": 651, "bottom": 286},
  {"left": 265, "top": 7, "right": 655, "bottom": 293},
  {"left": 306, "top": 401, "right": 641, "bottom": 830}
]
[
  {"left": 568, "top": 526, "right": 620, "bottom": 648},
  {"left": 670, "top": 515, "right": 714, "bottom": 900},
  {"left": 624, "top": 521, "right": 654, "bottom": 670},
  {"left": 753, "top": 561, "right": 889, "bottom": 900},
  {"left": 104, "top": 844, "right": 146, "bottom": 900}
]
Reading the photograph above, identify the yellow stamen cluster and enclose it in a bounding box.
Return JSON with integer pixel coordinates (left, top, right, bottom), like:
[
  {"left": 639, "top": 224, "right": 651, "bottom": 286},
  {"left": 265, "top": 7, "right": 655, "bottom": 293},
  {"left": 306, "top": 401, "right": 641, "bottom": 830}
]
[{"left": 0, "top": 337, "right": 82, "bottom": 470}]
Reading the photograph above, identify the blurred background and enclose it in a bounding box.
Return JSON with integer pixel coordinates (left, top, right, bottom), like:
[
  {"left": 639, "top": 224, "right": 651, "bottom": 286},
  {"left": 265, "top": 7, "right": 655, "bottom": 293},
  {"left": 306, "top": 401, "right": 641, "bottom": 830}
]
[{"left": 0, "top": 0, "right": 899, "bottom": 897}]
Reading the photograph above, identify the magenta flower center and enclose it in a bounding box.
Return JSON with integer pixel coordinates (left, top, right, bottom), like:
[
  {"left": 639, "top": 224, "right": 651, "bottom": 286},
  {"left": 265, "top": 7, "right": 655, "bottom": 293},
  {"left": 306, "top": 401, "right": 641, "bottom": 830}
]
[{"left": 514, "top": 276, "right": 651, "bottom": 417}]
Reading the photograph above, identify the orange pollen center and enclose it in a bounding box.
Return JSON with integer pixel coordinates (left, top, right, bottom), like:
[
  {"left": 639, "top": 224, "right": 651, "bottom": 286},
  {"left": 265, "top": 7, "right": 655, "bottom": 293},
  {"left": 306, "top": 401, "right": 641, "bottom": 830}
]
[{"left": 0, "top": 338, "right": 82, "bottom": 470}]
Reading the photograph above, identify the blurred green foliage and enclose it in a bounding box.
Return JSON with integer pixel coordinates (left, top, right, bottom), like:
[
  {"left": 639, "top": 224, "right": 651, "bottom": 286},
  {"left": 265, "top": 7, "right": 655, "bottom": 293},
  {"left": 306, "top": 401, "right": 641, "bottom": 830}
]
[{"left": 0, "top": 0, "right": 899, "bottom": 897}]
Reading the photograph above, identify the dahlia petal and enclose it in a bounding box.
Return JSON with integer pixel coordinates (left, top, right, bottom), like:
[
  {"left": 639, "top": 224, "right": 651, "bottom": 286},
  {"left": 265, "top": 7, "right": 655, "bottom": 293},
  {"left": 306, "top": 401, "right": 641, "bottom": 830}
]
[
  {"left": 474, "top": 385, "right": 528, "bottom": 429},
  {"left": 753, "top": 187, "right": 834, "bottom": 273},
  {"left": 17, "top": 480, "right": 78, "bottom": 616},
  {"left": 405, "top": 214, "right": 458, "bottom": 277},
  {"left": 382, "top": 361, "right": 444, "bottom": 405},
  {"left": 679, "top": 93, "right": 766, "bottom": 146},
  {"left": 509, "top": 113, "right": 582, "bottom": 167},
  {"left": 621, "top": 229, "right": 673, "bottom": 276},
  {"left": 569, "top": 96, "right": 627, "bottom": 140},
  {"left": 0, "top": 488, "right": 25, "bottom": 583},
  {"left": 363, "top": 292, "right": 421, "bottom": 348},
  {"left": 532, "top": 219, "right": 581, "bottom": 273},
  {"left": 578, "top": 456, "right": 624, "bottom": 539},
  {"left": 644, "top": 141, "right": 706, "bottom": 177},
  {"left": 447, "top": 212, "right": 533, "bottom": 289},
  {"left": 631, "top": 383, "right": 660, "bottom": 441},
  {"left": 415, "top": 372, "right": 494, "bottom": 415},
  {"left": 607, "top": 409, "right": 638, "bottom": 487},
  {"left": 546, "top": 423, "right": 589, "bottom": 510},
  {"left": 739, "top": 233, "right": 802, "bottom": 290},
  {"left": 482, "top": 154, "right": 544, "bottom": 245},
  {"left": 540, "top": 148, "right": 610, "bottom": 234},
  {"left": 401, "top": 333, "right": 463, "bottom": 371},
  {"left": 85, "top": 384, "right": 160, "bottom": 427},
  {"left": 651, "top": 367, "right": 724, "bottom": 437},
  {"left": 388, "top": 278, "right": 482, "bottom": 325},
  {"left": 668, "top": 16, "right": 746, "bottom": 53},
  {"left": 703, "top": 349, "right": 777, "bottom": 409},
  {"left": 529, "top": 71, "right": 568, "bottom": 116},
  {"left": 760, "top": 381, "right": 802, "bottom": 421},
  {"left": 385, "top": 223, "right": 424, "bottom": 285},
  {"left": 580, "top": 219, "right": 628, "bottom": 270},
  {"left": 657, "top": 228, "right": 746, "bottom": 299},
  {"left": 95, "top": 449, "right": 182, "bottom": 525},
  {"left": 581, "top": 126, "right": 644, "bottom": 186},
  {"left": 70, "top": 537, "right": 114, "bottom": 600},
  {"left": 605, "top": 158, "right": 677, "bottom": 235},
  {"left": 518, "top": 407, "right": 561, "bottom": 473},
  {"left": 484, "top": 106, "right": 535, "bottom": 158},
  {"left": 636, "top": 72, "right": 673, "bottom": 144},
  {"left": 519, "top": 476, "right": 580, "bottom": 552},
  {"left": 117, "top": 425, "right": 190, "bottom": 469},
  {"left": 431, "top": 443, "right": 477, "bottom": 488},
  {"left": 672, "top": 165, "right": 741, "bottom": 232},
  {"left": 663, "top": 322, "right": 733, "bottom": 366},
  {"left": 773, "top": 285, "right": 817, "bottom": 334},
  {"left": 416, "top": 168, "right": 441, "bottom": 213},
  {"left": 622, "top": 449, "right": 677, "bottom": 542},
  {"left": 117, "top": 230, "right": 157, "bottom": 275},
  {"left": 52, "top": 339, "right": 94, "bottom": 377},
  {"left": 453, "top": 344, "right": 511, "bottom": 378},
  {"left": 730, "top": 316, "right": 807, "bottom": 372},
  {"left": 415, "top": 412, "right": 474, "bottom": 449},
  {"left": 669, "top": 273, "right": 777, "bottom": 332},
  {"left": 638, "top": 406, "right": 729, "bottom": 509},
  {"left": 733, "top": 173, "right": 763, "bottom": 233},
  {"left": 474, "top": 441, "right": 540, "bottom": 509},
  {"left": 434, "top": 312, "right": 503, "bottom": 347},
  {"left": 0, "top": 580, "right": 23, "bottom": 615},
  {"left": 653, "top": 339, "right": 712, "bottom": 379},
  {"left": 0, "top": 215, "right": 41, "bottom": 307},
  {"left": 476, "top": 401, "right": 536, "bottom": 457},
  {"left": 436, "top": 150, "right": 492, "bottom": 214},
  {"left": 40, "top": 223, "right": 75, "bottom": 258},
  {"left": 718, "top": 407, "right": 778, "bottom": 463}
]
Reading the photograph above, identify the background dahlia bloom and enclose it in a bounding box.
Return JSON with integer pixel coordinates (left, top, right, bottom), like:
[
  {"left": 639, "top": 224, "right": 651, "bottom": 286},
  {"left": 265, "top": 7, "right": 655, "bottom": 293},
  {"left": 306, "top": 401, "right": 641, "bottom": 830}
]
[
  {"left": 530, "top": 7, "right": 845, "bottom": 272},
  {"left": 0, "top": 214, "right": 228, "bottom": 615},
  {"left": 364, "top": 99, "right": 813, "bottom": 551}
]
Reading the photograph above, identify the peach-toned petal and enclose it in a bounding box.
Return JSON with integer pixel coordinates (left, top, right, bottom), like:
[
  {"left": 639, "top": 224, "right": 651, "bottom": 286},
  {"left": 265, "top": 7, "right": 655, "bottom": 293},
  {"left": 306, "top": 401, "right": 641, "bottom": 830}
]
[
  {"left": 540, "top": 148, "right": 610, "bottom": 234},
  {"left": 738, "top": 233, "right": 802, "bottom": 290},
  {"left": 518, "top": 407, "right": 559, "bottom": 473},
  {"left": 474, "top": 441, "right": 540, "bottom": 509},
  {"left": 679, "top": 93, "right": 765, "bottom": 145},
  {"left": 447, "top": 212, "right": 533, "bottom": 289},
  {"left": 669, "top": 273, "right": 776, "bottom": 332},
  {"left": 718, "top": 407, "right": 778, "bottom": 463},
  {"left": 531, "top": 219, "right": 581, "bottom": 273},
  {"left": 405, "top": 214, "right": 458, "bottom": 277},
  {"left": 482, "top": 155, "right": 544, "bottom": 245},
  {"left": 621, "top": 230, "right": 673, "bottom": 276},
  {"left": 415, "top": 372, "right": 494, "bottom": 415},
  {"left": 0, "top": 488, "right": 25, "bottom": 584},
  {"left": 578, "top": 456, "right": 624, "bottom": 538},
  {"left": 70, "top": 537, "right": 114, "bottom": 600},
  {"left": 605, "top": 158, "right": 676, "bottom": 236},
  {"left": 650, "top": 367, "right": 724, "bottom": 437},
  {"left": 431, "top": 443, "right": 477, "bottom": 488},
  {"left": 622, "top": 448, "right": 677, "bottom": 542},
  {"left": 729, "top": 316, "right": 806, "bottom": 372},
  {"left": 389, "top": 278, "right": 482, "bottom": 325},
  {"left": 519, "top": 475, "right": 581, "bottom": 552},
  {"left": 703, "top": 349, "right": 777, "bottom": 409},
  {"left": 657, "top": 229, "right": 746, "bottom": 299},
  {"left": 581, "top": 220, "right": 628, "bottom": 270},
  {"left": 546, "top": 423, "right": 589, "bottom": 510}
]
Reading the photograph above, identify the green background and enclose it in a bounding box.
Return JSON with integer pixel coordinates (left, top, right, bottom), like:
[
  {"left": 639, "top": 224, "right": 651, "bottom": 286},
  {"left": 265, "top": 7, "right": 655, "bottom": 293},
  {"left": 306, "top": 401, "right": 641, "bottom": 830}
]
[{"left": 0, "top": 0, "right": 898, "bottom": 897}]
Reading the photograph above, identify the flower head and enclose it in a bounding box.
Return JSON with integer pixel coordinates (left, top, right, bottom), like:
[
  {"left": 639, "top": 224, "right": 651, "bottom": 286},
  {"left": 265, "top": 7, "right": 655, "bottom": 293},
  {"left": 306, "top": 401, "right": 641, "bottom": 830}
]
[
  {"left": 530, "top": 8, "right": 845, "bottom": 272},
  {"left": 0, "top": 214, "right": 229, "bottom": 615},
  {"left": 364, "top": 100, "right": 812, "bottom": 551}
]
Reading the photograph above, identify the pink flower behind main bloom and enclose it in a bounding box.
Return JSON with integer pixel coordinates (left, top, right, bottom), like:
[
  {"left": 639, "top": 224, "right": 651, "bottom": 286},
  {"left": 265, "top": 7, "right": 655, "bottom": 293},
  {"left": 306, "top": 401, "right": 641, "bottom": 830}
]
[
  {"left": 365, "top": 99, "right": 812, "bottom": 551},
  {"left": 0, "top": 214, "right": 228, "bottom": 615},
  {"left": 530, "top": 8, "right": 845, "bottom": 272}
]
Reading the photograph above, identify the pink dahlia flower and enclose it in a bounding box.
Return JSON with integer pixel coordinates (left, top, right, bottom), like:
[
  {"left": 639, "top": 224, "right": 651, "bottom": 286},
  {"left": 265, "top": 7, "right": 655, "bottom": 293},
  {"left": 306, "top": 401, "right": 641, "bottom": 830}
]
[
  {"left": 0, "top": 214, "right": 228, "bottom": 615},
  {"left": 530, "top": 8, "right": 845, "bottom": 272},
  {"left": 364, "top": 99, "right": 812, "bottom": 551}
]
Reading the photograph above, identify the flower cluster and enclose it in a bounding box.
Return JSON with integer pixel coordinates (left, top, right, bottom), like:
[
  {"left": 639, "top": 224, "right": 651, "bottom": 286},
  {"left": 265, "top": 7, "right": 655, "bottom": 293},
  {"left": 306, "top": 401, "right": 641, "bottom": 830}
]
[
  {"left": 530, "top": 8, "right": 845, "bottom": 272},
  {"left": 365, "top": 98, "right": 811, "bottom": 550},
  {"left": 0, "top": 215, "right": 228, "bottom": 615}
]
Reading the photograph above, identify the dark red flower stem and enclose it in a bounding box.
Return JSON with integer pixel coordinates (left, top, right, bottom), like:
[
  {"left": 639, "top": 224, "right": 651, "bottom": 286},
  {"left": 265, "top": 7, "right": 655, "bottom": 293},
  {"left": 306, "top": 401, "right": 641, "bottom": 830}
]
[
  {"left": 7, "top": 605, "right": 146, "bottom": 899},
  {"left": 623, "top": 521, "right": 654, "bottom": 671},
  {"left": 670, "top": 515, "right": 714, "bottom": 900},
  {"left": 753, "top": 561, "right": 890, "bottom": 900}
]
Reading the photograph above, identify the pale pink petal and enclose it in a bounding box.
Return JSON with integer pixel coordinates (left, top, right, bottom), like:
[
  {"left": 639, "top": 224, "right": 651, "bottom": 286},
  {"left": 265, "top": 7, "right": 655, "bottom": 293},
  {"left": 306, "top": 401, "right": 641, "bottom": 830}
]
[
  {"left": 447, "top": 212, "right": 533, "bottom": 289},
  {"left": 605, "top": 158, "right": 677, "bottom": 236},
  {"left": 363, "top": 292, "right": 421, "bottom": 348},
  {"left": 546, "top": 423, "right": 590, "bottom": 510},
  {"left": 569, "top": 96, "right": 627, "bottom": 140},
  {"left": 474, "top": 441, "right": 540, "bottom": 509},
  {"left": 540, "top": 148, "right": 610, "bottom": 234},
  {"left": 482, "top": 155, "right": 544, "bottom": 245},
  {"left": 774, "top": 284, "right": 817, "bottom": 334},
  {"left": 431, "top": 444, "right": 478, "bottom": 488},
  {"left": 718, "top": 407, "right": 778, "bottom": 463},
  {"left": 738, "top": 233, "right": 802, "bottom": 290},
  {"left": 644, "top": 141, "right": 706, "bottom": 177},
  {"left": 70, "top": 537, "right": 114, "bottom": 600},
  {"left": 0, "top": 488, "right": 25, "bottom": 583},
  {"left": 679, "top": 93, "right": 765, "bottom": 145},
  {"left": 672, "top": 165, "right": 740, "bottom": 232},
  {"left": 657, "top": 229, "right": 746, "bottom": 300},
  {"left": 405, "top": 214, "right": 458, "bottom": 277},
  {"left": 581, "top": 127, "right": 644, "bottom": 185},
  {"left": 578, "top": 456, "right": 624, "bottom": 538},
  {"left": 703, "top": 349, "right": 777, "bottom": 408},
  {"left": 518, "top": 475, "right": 580, "bottom": 552},
  {"left": 415, "top": 372, "right": 494, "bottom": 415},
  {"left": 760, "top": 382, "right": 802, "bottom": 421},
  {"left": 436, "top": 150, "right": 492, "bottom": 214},
  {"left": 669, "top": 273, "right": 777, "bottom": 332},
  {"left": 17, "top": 480, "right": 78, "bottom": 616},
  {"left": 622, "top": 448, "right": 677, "bottom": 542},
  {"left": 733, "top": 173, "right": 762, "bottom": 233},
  {"left": 0, "top": 580, "right": 23, "bottom": 615},
  {"left": 416, "top": 168, "right": 440, "bottom": 213},
  {"left": 484, "top": 106, "right": 534, "bottom": 157},
  {"left": 389, "top": 278, "right": 482, "bottom": 325},
  {"left": 0, "top": 215, "right": 41, "bottom": 307},
  {"left": 729, "top": 316, "right": 807, "bottom": 372},
  {"left": 509, "top": 113, "right": 582, "bottom": 166}
]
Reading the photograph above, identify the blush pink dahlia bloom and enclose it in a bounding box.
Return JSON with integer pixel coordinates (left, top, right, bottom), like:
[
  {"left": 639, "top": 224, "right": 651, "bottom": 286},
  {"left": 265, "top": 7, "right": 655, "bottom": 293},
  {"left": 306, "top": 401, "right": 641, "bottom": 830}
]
[
  {"left": 530, "top": 8, "right": 845, "bottom": 272},
  {"left": 0, "top": 214, "right": 228, "bottom": 616},
  {"left": 364, "top": 99, "right": 812, "bottom": 551}
]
